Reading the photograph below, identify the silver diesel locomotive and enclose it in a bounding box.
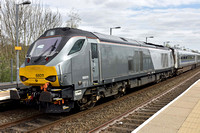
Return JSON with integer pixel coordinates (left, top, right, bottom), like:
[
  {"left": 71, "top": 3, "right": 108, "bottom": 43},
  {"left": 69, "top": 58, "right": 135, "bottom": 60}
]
[{"left": 11, "top": 27, "right": 200, "bottom": 113}]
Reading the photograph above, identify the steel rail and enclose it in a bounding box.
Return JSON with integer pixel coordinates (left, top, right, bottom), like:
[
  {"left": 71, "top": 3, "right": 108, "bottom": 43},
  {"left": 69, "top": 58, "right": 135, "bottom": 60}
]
[{"left": 88, "top": 69, "right": 200, "bottom": 133}]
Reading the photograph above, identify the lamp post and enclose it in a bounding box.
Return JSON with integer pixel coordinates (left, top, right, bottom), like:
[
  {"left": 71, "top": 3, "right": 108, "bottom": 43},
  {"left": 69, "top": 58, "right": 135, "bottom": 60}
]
[
  {"left": 110, "top": 26, "right": 121, "bottom": 35},
  {"left": 146, "top": 36, "right": 154, "bottom": 43},
  {"left": 16, "top": 0, "right": 31, "bottom": 88},
  {"left": 163, "top": 41, "right": 170, "bottom": 46}
]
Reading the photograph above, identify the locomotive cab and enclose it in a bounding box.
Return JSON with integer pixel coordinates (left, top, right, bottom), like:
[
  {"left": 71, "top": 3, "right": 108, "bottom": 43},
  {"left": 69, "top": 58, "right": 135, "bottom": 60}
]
[{"left": 11, "top": 28, "right": 97, "bottom": 113}]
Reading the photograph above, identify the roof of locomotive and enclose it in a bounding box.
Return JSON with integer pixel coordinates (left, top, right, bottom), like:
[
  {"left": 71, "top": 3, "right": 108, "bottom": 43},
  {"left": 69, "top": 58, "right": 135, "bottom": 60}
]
[
  {"left": 42, "top": 27, "right": 169, "bottom": 50},
  {"left": 93, "top": 32, "right": 169, "bottom": 49}
]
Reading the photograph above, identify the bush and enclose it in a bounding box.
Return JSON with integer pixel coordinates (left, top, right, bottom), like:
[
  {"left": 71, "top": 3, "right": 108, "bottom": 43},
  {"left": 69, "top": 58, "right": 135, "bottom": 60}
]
[{"left": 0, "top": 45, "right": 28, "bottom": 82}]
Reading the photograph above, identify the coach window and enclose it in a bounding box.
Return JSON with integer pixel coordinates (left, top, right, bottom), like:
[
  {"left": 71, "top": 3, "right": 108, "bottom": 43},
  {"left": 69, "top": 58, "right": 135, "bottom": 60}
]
[{"left": 68, "top": 39, "right": 85, "bottom": 55}]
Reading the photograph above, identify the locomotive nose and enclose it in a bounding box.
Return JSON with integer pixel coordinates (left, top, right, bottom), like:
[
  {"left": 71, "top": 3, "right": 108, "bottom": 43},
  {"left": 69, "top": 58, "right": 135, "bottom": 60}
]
[{"left": 19, "top": 65, "right": 60, "bottom": 87}]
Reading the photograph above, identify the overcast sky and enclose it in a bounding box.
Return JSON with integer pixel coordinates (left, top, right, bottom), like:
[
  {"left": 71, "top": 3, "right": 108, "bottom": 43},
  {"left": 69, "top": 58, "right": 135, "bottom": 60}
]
[{"left": 29, "top": 0, "right": 200, "bottom": 51}]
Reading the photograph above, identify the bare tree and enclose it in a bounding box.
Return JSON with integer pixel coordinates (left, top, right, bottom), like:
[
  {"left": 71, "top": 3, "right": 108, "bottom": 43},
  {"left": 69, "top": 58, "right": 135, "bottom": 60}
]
[
  {"left": 66, "top": 9, "right": 81, "bottom": 28},
  {"left": 0, "top": 1, "right": 1, "bottom": 38},
  {"left": 0, "top": 0, "right": 62, "bottom": 47},
  {"left": 0, "top": 0, "right": 63, "bottom": 82}
]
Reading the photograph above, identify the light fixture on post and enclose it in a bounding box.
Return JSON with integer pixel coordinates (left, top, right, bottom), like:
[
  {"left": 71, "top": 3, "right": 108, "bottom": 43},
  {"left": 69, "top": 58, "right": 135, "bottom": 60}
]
[
  {"left": 146, "top": 36, "right": 154, "bottom": 43},
  {"left": 163, "top": 41, "right": 170, "bottom": 46},
  {"left": 110, "top": 26, "right": 121, "bottom": 35},
  {"left": 15, "top": 0, "right": 31, "bottom": 88}
]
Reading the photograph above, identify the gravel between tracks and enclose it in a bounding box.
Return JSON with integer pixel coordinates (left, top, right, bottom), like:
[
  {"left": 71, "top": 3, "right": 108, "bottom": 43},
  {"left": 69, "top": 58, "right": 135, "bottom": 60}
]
[
  {"left": 43, "top": 68, "right": 200, "bottom": 133},
  {"left": 0, "top": 106, "right": 40, "bottom": 126}
]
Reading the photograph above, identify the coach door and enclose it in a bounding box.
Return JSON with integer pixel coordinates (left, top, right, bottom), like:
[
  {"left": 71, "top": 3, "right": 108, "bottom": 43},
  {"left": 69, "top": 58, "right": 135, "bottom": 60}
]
[{"left": 90, "top": 43, "right": 100, "bottom": 84}]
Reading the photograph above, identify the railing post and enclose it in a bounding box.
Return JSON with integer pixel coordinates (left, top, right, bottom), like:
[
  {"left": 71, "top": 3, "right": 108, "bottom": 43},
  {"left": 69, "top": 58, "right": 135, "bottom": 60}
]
[{"left": 11, "top": 59, "right": 13, "bottom": 83}]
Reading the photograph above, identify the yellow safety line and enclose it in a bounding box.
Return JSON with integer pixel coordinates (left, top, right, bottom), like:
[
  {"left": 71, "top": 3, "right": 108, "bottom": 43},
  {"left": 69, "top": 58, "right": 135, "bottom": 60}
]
[{"left": 0, "top": 90, "right": 10, "bottom": 93}]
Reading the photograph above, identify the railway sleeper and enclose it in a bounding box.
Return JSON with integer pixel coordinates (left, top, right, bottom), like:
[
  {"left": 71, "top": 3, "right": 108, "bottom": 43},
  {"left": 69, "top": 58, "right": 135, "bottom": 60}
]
[
  {"left": 158, "top": 99, "right": 174, "bottom": 103},
  {"left": 123, "top": 118, "right": 145, "bottom": 124},
  {"left": 140, "top": 108, "right": 159, "bottom": 112},
  {"left": 154, "top": 97, "right": 171, "bottom": 103},
  {"left": 26, "top": 122, "right": 41, "bottom": 127},
  {"left": 119, "top": 122, "right": 139, "bottom": 129},
  {"left": 154, "top": 101, "right": 170, "bottom": 106},
  {"left": 127, "top": 116, "right": 148, "bottom": 121},
  {"left": 168, "top": 94, "right": 179, "bottom": 98},
  {"left": 144, "top": 106, "right": 162, "bottom": 111},
  {"left": 35, "top": 118, "right": 53, "bottom": 123},
  {"left": 100, "top": 130, "right": 116, "bottom": 133},
  {"left": 138, "top": 109, "right": 158, "bottom": 114},
  {"left": 115, "top": 122, "right": 138, "bottom": 129},
  {"left": 135, "top": 111, "right": 154, "bottom": 116},
  {"left": 10, "top": 127, "right": 28, "bottom": 132},
  {"left": 129, "top": 114, "right": 150, "bottom": 120},
  {"left": 159, "top": 101, "right": 172, "bottom": 104},
  {"left": 151, "top": 104, "right": 166, "bottom": 108},
  {"left": 159, "top": 98, "right": 173, "bottom": 101},
  {"left": 107, "top": 125, "right": 133, "bottom": 132},
  {"left": 162, "top": 97, "right": 175, "bottom": 100},
  {"left": 156, "top": 97, "right": 173, "bottom": 101},
  {"left": 152, "top": 103, "right": 169, "bottom": 106},
  {"left": 155, "top": 97, "right": 171, "bottom": 101},
  {"left": 122, "top": 121, "right": 144, "bottom": 127}
]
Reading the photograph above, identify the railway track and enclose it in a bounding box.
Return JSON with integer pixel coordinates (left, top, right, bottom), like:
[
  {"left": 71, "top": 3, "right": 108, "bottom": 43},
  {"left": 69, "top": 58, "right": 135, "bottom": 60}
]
[
  {"left": 0, "top": 113, "right": 43, "bottom": 132},
  {"left": 0, "top": 68, "right": 200, "bottom": 132},
  {"left": 88, "top": 70, "right": 200, "bottom": 133},
  {"left": 0, "top": 103, "right": 113, "bottom": 132},
  {"left": 0, "top": 96, "right": 132, "bottom": 132}
]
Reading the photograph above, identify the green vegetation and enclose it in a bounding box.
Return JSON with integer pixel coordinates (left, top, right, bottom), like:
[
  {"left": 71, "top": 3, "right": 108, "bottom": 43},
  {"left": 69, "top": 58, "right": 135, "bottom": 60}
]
[{"left": 0, "top": 44, "right": 29, "bottom": 82}]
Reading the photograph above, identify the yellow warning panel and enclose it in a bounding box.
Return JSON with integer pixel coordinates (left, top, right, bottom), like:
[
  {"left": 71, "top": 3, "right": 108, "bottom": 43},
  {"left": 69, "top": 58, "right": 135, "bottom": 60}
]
[{"left": 15, "top": 46, "right": 22, "bottom": 50}]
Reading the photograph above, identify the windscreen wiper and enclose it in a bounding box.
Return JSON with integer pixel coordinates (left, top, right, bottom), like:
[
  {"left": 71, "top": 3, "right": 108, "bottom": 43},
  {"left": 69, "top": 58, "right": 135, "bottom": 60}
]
[
  {"left": 48, "top": 40, "right": 58, "bottom": 55},
  {"left": 34, "top": 40, "right": 58, "bottom": 63}
]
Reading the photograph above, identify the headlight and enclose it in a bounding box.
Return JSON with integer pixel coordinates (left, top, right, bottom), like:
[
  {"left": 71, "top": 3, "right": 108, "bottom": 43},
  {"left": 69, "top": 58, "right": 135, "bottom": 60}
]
[
  {"left": 45, "top": 76, "right": 56, "bottom": 82},
  {"left": 20, "top": 76, "right": 28, "bottom": 82}
]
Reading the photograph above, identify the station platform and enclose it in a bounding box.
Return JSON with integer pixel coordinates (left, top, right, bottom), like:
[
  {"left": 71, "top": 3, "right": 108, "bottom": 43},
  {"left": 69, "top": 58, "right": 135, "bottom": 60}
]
[
  {"left": 0, "top": 88, "right": 16, "bottom": 101},
  {"left": 133, "top": 79, "right": 200, "bottom": 133}
]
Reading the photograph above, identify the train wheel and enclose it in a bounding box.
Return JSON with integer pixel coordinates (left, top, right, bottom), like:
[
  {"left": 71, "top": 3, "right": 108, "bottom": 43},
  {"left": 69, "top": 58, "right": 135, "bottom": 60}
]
[
  {"left": 77, "top": 95, "right": 96, "bottom": 110},
  {"left": 114, "top": 93, "right": 121, "bottom": 99},
  {"left": 114, "top": 86, "right": 126, "bottom": 99}
]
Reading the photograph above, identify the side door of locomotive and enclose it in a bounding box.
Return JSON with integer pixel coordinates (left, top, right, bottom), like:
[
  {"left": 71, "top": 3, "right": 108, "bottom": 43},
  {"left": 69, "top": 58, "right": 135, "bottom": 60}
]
[{"left": 90, "top": 43, "right": 100, "bottom": 84}]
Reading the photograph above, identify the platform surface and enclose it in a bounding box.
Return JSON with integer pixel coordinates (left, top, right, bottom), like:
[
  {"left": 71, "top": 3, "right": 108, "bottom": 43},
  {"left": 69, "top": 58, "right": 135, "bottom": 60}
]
[
  {"left": 133, "top": 79, "right": 200, "bottom": 133},
  {"left": 0, "top": 88, "right": 16, "bottom": 101}
]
